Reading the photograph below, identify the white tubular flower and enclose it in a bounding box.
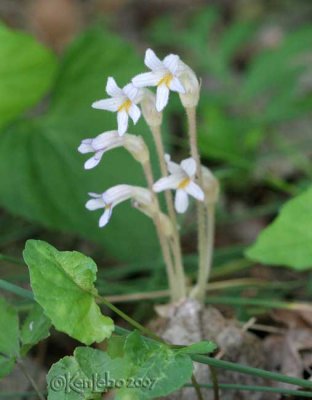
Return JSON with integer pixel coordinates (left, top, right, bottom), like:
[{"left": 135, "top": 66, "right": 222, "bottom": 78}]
[
  {"left": 86, "top": 185, "right": 152, "bottom": 227},
  {"left": 92, "top": 77, "right": 142, "bottom": 136},
  {"left": 132, "top": 49, "right": 185, "bottom": 112},
  {"left": 78, "top": 131, "right": 149, "bottom": 169},
  {"left": 153, "top": 155, "right": 204, "bottom": 214}
]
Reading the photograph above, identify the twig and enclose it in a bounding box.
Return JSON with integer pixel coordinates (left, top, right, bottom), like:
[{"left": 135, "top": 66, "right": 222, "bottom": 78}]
[
  {"left": 17, "top": 359, "right": 46, "bottom": 400},
  {"left": 191, "top": 374, "right": 204, "bottom": 400}
]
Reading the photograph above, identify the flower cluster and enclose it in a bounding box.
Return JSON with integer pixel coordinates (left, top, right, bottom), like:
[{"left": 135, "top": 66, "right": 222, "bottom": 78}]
[{"left": 78, "top": 48, "right": 204, "bottom": 227}]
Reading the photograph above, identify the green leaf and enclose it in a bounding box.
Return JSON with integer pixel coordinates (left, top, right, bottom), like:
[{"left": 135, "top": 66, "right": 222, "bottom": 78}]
[
  {"left": 0, "top": 23, "right": 57, "bottom": 130},
  {"left": 20, "top": 304, "right": 51, "bottom": 355},
  {"left": 0, "top": 297, "right": 19, "bottom": 378},
  {"left": 116, "top": 331, "right": 194, "bottom": 399},
  {"left": 246, "top": 186, "right": 312, "bottom": 270},
  {"left": 47, "top": 332, "right": 194, "bottom": 400},
  {"left": 178, "top": 340, "right": 217, "bottom": 355},
  {"left": 23, "top": 240, "right": 114, "bottom": 345},
  {"left": 47, "top": 355, "right": 94, "bottom": 400},
  {"left": 0, "top": 27, "right": 158, "bottom": 263}
]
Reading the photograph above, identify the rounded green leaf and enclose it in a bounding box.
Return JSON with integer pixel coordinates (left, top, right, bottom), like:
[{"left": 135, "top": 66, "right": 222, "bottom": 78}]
[
  {"left": 23, "top": 240, "right": 114, "bottom": 345},
  {"left": 246, "top": 186, "right": 312, "bottom": 270}
]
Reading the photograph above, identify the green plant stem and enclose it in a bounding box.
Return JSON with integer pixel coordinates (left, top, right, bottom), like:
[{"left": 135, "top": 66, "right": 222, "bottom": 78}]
[
  {"left": 209, "top": 365, "right": 220, "bottom": 400},
  {"left": 0, "top": 254, "right": 25, "bottom": 265},
  {"left": 17, "top": 360, "right": 46, "bottom": 400},
  {"left": 142, "top": 160, "right": 178, "bottom": 301},
  {"left": 192, "top": 354, "right": 312, "bottom": 389},
  {"left": 0, "top": 279, "right": 34, "bottom": 300},
  {"left": 186, "top": 106, "right": 210, "bottom": 302},
  {"left": 191, "top": 374, "right": 204, "bottom": 400},
  {"left": 184, "top": 383, "right": 312, "bottom": 397},
  {"left": 97, "top": 295, "right": 164, "bottom": 344},
  {"left": 149, "top": 124, "right": 186, "bottom": 299}
]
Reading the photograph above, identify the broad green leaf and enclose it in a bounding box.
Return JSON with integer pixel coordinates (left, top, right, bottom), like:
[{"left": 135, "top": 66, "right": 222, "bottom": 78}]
[
  {"left": 0, "top": 27, "right": 158, "bottom": 263},
  {"left": 115, "top": 331, "right": 194, "bottom": 399},
  {"left": 178, "top": 340, "right": 217, "bottom": 355},
  {"left": 0, "top": 297, "right": 19, "bottom": 378},
  {"left": 20, "top": 304, "right": 51, "bottom": 355},
  {"left": 246, "top": 186, "right": 312, "bottom": 270},
  {"left": 47, "top": 356, "right": 94, "bottom": 400},
  {"left": 47, "top": 332, "right": 193, "bottom": 400},
  {"left": 23, "top": 240, "right": 114, "bottom": 345},
  {"left": 0, "top": 23, "right": 57, "bottom": 130}
]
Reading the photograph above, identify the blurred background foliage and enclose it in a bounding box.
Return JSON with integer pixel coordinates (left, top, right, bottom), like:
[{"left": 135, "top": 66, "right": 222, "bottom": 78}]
[{"left": 0, "top": 0, "right": 312, "bottom": 308}]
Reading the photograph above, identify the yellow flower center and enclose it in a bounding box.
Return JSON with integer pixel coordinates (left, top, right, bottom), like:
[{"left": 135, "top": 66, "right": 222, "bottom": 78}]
[
  {"left": 178, "top": 178, "right": 190, "bottom": 189},
  {"left": 118, "top": 99, "right": 132, "bottom": 112},
  {"left": 158, "top": 73, "right": 173, "bottom": 87}
]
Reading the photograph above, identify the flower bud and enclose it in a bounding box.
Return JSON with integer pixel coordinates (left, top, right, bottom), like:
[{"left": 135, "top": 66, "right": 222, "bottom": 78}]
[
  {"left": 123, "top": 134, "right": 149, "bottom": 164},
  {"left": 140, "top": 89, "right": 163, "bottom": 127},
  {"left": 178, "top": 61, "right": 200, "bottom": 108},
  {"left": 132, "top": 198, "right": 174, "bottom": 237},
  {"left": 201, "top": 166, "right": 219, "bottom": 204}
]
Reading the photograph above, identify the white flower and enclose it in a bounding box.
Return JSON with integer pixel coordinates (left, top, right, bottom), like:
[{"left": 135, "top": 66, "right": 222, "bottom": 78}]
[
  {"left": 78, "top": 131, "right": 148, "bottom": 169},
  {"left": 153, "top": 155, "right": 204, "bottom": 213},
  {"left": 92, "top": 77, "right": 142, "bottom": 136},
  {"left": 132, "top": 49, "right": 185, "bottom": 112},
  {"left": 86, "top": 185, "right": 152, "bottom": 227}
]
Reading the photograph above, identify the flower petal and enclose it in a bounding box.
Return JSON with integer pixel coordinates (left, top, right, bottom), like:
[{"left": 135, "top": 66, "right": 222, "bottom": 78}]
[
  {"left": 169, "top": 77, "right": 185, "bottom": 94},
  {"left": 92, "top": 98, "right": 121, "bottom": 112},
  {"left": 106, "top": 77, "right": 123, "bottom": 97},
  {"left": 156, "top": 84, "right": 170, "bottom": 112},
  {"left": 163, "top": 54, "right": 180, "bottom": 74},
  {"left": 86, "top": 197, "right": 105, "bottom": 210},
  {"left": 78, "top": 139, "right": 93, "bottom": 154},
  {"left": 92, "top": 131, "right": 118, "bottom": 150},
  {"left": 99, "top": 207, "right": 113, "bottom": 227},
  {"left": 164, "top": 154, "right": 181, "bottom": 175},
  {"left": 144, "top": 48, "right": 164, "bottom": 70},
  {"left": 117, "top": 110, "right": 129, "bottom": 136},
  {"left": 128, "top": 103, "right": 141, "bottom": 124},
  {"left": 123, "top": 83, "right": 139, "bottom": 102},
  {"left": 153, "top": 174, "right": 182, "bottom": 192},
  {"left": 132, "top": 71, "right": 163, "bottom": 88},
  {"left": 175, "top": 190, "right": 189, "bottom": 213},
  {"left": 88, "top": 192, "right": 101, "bottom": 198},
  {"left": 181, "top": 157, "right": 197, "bottom": 177},
  {"left": 185, "top": 181, "right": 204, "bottom": 201},
  {"left": 84, "top": 151, "right": 105, "bottom": 169}
]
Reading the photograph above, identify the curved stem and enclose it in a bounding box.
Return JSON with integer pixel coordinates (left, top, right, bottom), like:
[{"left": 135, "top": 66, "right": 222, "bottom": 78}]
[
  {"left": 143, "top": 159, "right": 179, "bottom": 301},
  {"left": 150, "top": 125, "right": 186, "bottom": 299},
  {"left": 196, "top": 203, "right": 215, "bottom": 299},
  {"left": 97, "top": 295, "right": 164, "bottom": 343},
  {"left": 185, "top": 107, "right": 208, "bottom": 302},
  {"left": 17, "top": 359, "right": 46, "bottom": 400}
]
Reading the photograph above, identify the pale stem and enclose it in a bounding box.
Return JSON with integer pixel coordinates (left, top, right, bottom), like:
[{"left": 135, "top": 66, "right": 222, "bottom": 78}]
[
  {"left": 196, "top": 203, "right": 215, "bottom": 300},
  {"left": 150, "top": 125, "right": 186, "bottom": 298},
  {"left": 142, "top": 159, "right": 179, "bottom": 301},
  {"left": 185, "top": 106, "right": 210, "bottom": 301}
]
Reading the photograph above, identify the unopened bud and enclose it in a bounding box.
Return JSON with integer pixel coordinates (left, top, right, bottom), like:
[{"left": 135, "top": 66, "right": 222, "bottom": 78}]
[
  {"left": 201, "top": 166, "right": 219, "bottom": 204},
  {"left": 140, "top": 89, "right": 163, "bottom": 127},
  {"left": 132, "top": 198, "right": 174, "bottom": 237},
  {"left": 178, "top": 61, "right": 200, "bottom": 108},
  {"left": 123, "top": 134, "right": 149, "bottom": 164}
]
